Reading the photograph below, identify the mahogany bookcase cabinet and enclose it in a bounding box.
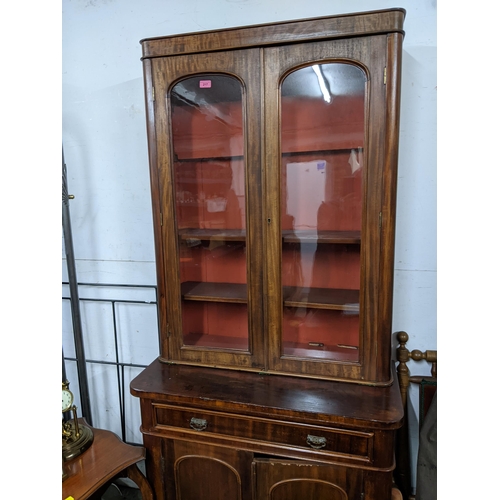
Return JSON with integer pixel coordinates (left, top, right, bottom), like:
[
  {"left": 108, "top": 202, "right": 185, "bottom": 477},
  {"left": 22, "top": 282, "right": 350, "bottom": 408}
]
[{"left": 131, "top": 8, "right": 406, "bottom": 500}]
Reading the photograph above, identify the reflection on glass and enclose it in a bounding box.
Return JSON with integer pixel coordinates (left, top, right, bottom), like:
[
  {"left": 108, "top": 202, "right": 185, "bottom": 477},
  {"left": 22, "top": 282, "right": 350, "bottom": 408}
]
[
  {"left": 171, "top": 74, "right": 248, "bottom": 350},
  {"left": 280, "top": 63, "right": 366, "bottom": 361}
]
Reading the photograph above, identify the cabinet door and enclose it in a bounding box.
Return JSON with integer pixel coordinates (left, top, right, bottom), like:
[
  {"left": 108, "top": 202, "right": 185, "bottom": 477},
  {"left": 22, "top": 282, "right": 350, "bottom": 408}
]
[
  {"left": 253, "top": 458, "right": 364, "bottom": 500},
  {"left": 163, "top": 439, "right": 254, "bottom": 500},
  {"left": 264, "top": 35, "right": 398, "bottom": 382},
  {"left": 150, "top": 49, "right": 265, "bottom": 370}
]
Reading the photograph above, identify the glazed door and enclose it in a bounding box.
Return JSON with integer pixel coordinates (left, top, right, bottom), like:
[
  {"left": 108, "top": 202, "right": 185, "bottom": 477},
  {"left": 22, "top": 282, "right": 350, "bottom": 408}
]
[
  {"left": 264, "top": 35, "right": 392, "bottom": 382},
  {"left": 151, "top": 49, "right": 265, "bottom": 370},
  {"left": 253, "top": 459, "right": 364, "bottom": 500}
]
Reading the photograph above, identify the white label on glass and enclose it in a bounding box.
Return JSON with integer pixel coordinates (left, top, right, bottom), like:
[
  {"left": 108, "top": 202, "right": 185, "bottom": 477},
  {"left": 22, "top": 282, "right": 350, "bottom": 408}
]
[{"left": 199, "top": 80, "right": 212, "bottom": 88}]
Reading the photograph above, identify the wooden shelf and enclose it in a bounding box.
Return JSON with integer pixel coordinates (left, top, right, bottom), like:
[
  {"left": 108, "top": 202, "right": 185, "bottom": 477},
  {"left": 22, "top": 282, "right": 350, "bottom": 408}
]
[
  {"left": 183, "top": 332, "right": 249, "bottom": 351},
  {"left": 175, "top": 155, "right": 245, "bottom": 162},
  {"left": 174, "top": 148, "right": 361, "bottom": 162},
  {"left": 282, "top": 230, "right": 361, "bottom": 244},
  {"left": 173, "top": 148, "right": 361, "bottom": 162},
  {"left": 179, "top": 228, "right": 246, "bottom": 242},
  {"left": 283, "top": 286, "right": 359, "bottom": 312},
  {"left": 281, "top": 148, "right": 361, "bottom": 157},
  {"left": 181, "top": 281, "right": 247, "bottom": 303},
  {"left": 175, "top": 178, "right": 234, "bottom": 185},
  {"left": 178, "top": 228, "right": 360, "bottom": 244},
  {"left": 282, "top": 341, "right": 359, "bottom": 362},
  {"left": 181, "top": 281, "right": 358, "bottom": 312}
]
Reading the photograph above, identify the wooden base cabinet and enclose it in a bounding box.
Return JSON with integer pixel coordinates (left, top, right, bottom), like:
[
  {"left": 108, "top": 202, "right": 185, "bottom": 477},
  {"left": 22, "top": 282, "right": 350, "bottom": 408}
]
[
  {"left": 130, "top": 360, "right": 403, "bottom": 500},
  {"left": 133, "top": 8, "right": 406, "bottom": 500}
]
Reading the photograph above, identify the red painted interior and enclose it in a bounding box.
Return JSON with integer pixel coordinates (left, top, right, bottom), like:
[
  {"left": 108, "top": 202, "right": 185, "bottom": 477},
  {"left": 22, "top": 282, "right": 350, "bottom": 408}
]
[
  {"left": 180, "top": 243, "right": 247, "bottom": 284},
  {"left": 182, "top": 301, "right": 249, "bottom": 347},
  {"left": 172, "top": 87, "right": 364, "bottom": 354}
]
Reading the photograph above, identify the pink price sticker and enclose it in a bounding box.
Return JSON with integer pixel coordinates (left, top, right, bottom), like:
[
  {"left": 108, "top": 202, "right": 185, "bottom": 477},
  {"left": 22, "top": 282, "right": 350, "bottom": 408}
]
[{"left": 199, "top": 80, "right": 212, "bottom": 88}]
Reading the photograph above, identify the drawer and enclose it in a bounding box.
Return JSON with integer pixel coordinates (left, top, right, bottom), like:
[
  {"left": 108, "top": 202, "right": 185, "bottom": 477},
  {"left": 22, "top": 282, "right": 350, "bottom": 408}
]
[{"left": 152, "top": 403, "right": 374, "bottom": 463}]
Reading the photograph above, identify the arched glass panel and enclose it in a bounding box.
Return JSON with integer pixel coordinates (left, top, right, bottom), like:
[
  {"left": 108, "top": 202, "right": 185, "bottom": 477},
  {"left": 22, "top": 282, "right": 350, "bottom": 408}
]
[
  {"left": 171, "top": 74, "right": 248, "bottom": 350},
  {"left": 280, "top": 63, "right": 366, "bottom": 361}
]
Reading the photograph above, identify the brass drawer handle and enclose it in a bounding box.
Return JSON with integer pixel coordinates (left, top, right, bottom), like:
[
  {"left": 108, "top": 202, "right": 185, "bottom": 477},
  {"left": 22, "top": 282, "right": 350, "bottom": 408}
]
[
  {"left": 306, "top": 434, "right": 327, "bottom": 449},
  {"left": 190, "top": 417, "right": 208, "bottom": 431}
]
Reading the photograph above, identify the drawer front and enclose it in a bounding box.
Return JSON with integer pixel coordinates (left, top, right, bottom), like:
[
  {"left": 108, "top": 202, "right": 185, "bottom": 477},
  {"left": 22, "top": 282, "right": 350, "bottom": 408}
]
[{"left": 152, "top": 404, "right": 374, "bottom": 463}]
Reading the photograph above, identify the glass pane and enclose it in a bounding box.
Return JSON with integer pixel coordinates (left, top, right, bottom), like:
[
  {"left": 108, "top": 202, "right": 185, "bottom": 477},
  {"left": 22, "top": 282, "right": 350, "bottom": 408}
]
[
  {"left": 280, "top": 63, "right": 365, "bottom": 362},
  {"left": 171, "top": 74, "right": 248, "bottom": 350}
]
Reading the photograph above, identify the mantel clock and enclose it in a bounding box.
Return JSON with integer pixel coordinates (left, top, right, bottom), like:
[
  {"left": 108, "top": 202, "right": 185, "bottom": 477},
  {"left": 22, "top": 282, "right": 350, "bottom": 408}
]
[{"left": 62, "top": 380, "right": 93, "bottom": 463}]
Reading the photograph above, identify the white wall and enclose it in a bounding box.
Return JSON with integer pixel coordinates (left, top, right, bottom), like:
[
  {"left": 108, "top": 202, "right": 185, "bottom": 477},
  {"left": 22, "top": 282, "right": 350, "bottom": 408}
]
[{"left": 62, "top": 0, "right": 437, "bottom": 491}]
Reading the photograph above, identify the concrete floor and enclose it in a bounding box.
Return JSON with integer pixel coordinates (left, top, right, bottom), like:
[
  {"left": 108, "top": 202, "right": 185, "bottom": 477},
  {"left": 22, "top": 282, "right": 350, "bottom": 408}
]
[
  {"left": 102, "top": 482, "right": 142, "bottom": 500},
  {"left": 100, "top": 460, "right": 146, "bottom": 500}
]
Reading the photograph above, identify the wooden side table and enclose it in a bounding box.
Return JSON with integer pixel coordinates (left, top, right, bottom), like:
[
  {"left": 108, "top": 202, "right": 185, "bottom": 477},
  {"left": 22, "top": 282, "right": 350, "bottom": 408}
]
[{"left": 62, "top": 420, "right": 153, "bottom": 500}]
